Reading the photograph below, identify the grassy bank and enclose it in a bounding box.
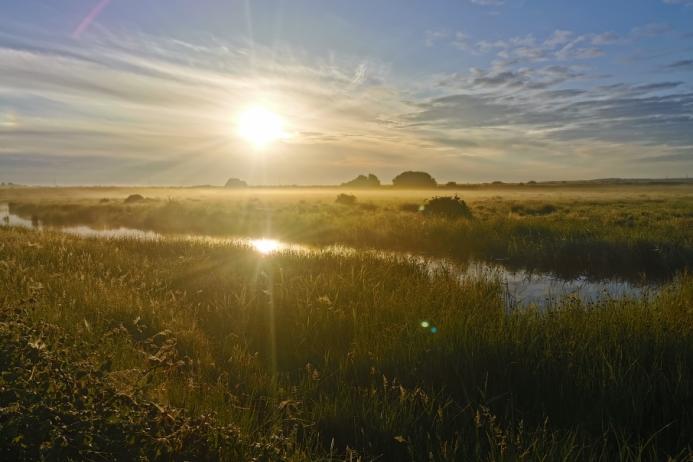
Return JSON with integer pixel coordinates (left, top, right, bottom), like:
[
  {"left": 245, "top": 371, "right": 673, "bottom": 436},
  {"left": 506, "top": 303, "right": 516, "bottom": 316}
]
[
  {"left": 1, "top": 227, "right": 692, "bottom": 460},
  {"left": 3, "top": 185, "right": 692, "bottom": 281}
]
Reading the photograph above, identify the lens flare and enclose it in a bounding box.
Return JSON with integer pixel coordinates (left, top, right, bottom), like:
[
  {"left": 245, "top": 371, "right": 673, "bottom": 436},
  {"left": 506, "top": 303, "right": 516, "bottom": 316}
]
[{"left": 73, "top": 0, "right": 112, "bottom": 39}]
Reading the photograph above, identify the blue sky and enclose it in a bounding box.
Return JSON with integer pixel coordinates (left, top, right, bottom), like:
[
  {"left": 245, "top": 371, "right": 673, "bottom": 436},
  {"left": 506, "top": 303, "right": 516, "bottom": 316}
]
[{"left": 1, "top": 0, "right": 692, "bottom": 185}]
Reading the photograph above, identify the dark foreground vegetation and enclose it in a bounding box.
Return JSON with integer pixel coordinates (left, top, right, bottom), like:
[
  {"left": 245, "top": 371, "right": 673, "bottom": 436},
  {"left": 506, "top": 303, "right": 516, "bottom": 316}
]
[
  {"left": 0, "top": 306, "right": 282, "bottom": 461},
  {"left": 1, "top": 224, "right": 692, "bottom": 460}
]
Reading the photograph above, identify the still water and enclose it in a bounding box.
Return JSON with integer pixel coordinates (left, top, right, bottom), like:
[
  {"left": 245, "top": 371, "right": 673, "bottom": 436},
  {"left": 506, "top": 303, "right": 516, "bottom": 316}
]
[{"left": 1, "top": 203, "right": 653, "bottom": 308}]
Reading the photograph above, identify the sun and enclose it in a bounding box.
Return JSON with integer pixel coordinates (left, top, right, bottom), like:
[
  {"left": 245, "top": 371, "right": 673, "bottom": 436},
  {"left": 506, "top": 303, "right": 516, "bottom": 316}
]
[{"left": 236, "top": 106, "right": 286, "bottom": 149}]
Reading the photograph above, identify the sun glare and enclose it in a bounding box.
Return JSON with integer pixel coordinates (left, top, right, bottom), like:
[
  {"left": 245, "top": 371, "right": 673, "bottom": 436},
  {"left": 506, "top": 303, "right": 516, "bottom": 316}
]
[
  {"left": 236, "top": 106, "right": 286, "bottom": 149},
  {"left": 250, "top": 238, "right": 282, "bottom": 255}
]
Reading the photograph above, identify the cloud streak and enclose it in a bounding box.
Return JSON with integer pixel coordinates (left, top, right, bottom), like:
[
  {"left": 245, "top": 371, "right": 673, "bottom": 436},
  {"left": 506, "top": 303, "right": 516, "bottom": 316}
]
[{"left": 0, "top": 21, "right": 691, "bottom": 184}]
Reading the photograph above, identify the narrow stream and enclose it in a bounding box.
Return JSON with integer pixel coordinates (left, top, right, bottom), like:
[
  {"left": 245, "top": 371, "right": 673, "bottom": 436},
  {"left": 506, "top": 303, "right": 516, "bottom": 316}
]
[{"left": 1, "top": 203, "right": 654, "bottom": 308}]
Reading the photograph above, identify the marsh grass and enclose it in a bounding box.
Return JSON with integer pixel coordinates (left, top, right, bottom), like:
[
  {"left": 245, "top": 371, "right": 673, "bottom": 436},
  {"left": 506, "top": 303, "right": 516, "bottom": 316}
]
[
  {"left": 7, "top": 188, "right": 691, "bottom": 281},
  {"left": 1, "top": 226, "right": 692, "bottom": 460}
]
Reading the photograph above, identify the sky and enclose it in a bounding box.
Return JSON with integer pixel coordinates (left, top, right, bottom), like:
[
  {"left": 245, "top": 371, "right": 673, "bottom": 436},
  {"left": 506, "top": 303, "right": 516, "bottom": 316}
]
[{"left": 0, "top": 0, "right": 692, "bottom": 185}]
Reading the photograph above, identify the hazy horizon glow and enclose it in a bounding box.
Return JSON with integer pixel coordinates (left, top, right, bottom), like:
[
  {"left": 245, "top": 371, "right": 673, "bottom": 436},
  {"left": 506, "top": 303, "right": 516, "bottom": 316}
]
[{"left": 0, "top": 0, "right": 692, "bottom": 185}]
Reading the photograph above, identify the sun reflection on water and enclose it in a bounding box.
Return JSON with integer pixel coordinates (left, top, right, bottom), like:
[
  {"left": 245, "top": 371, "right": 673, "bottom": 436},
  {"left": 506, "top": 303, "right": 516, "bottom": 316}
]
[{"left": 250, "top": 238, "right": 282, "bottom": 255}]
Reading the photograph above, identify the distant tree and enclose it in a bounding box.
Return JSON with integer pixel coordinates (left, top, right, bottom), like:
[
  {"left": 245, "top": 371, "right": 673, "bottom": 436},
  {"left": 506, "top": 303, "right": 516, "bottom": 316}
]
[
  {"left": 341, "top": 174, "right": 381, "bottom": 188},
  {"left": 225, "top": 178, "right": 248, "bottom": 188},
  {"left": 392, "top": 171, "right": 437, "bottom": 189}
]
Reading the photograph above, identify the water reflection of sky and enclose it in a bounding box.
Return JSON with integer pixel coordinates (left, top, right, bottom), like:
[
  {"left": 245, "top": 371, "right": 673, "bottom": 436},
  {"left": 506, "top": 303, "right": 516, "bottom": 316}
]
[
  {"left": 462, "top": 261, "right": 651, "bottom": 308},
  {"left": 1, "top": 203, "right": 36, "bottom": 228},
  {"left": 1, "top": 203, "right": 656, "bottom": 308}
]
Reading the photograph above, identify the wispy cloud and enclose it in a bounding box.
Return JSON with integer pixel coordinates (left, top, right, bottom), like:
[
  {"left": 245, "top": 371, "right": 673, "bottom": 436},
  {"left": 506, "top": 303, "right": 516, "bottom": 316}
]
[
  {"left": 1, "top": 21, "right": 692, "bottom": 185},
  {"left": 425, "top": 29, "right": 450, "bottom": 47},
  {"left": 662, "top": 0, "right": 693, "bottom": 6},
  {"left": 631, "top": 22, "right": 673, "bottom": 38},
  {"left": 664, "top": 59, "right": 693, "bottom": 70},
  {"left": 0, "top": 30, "right": 431, "bottom": 184},
  {"left": 470, "top": 0, "right": 505, "bottom": 6},
  {"left": 441, "top": 29, "right": 617, "bottom": 63}
]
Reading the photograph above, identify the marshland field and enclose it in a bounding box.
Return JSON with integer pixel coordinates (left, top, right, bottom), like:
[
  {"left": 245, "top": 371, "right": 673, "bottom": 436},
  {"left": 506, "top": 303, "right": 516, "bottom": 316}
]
[{"left": 1, "top": 183, "right": 692, "bottom": 461}]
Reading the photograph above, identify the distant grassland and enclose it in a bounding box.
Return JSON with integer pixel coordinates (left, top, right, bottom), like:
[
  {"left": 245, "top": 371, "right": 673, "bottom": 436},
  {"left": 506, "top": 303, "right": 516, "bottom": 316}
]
[
  {"left": 3, "top": 185, "right": 692, "bottom": 280},
  {"left": 0, "top": 226, "right": 692, "bottom": 460}
]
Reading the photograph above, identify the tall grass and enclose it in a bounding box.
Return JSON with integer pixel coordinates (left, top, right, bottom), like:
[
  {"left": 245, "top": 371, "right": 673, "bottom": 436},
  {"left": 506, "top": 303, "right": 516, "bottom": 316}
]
[
  {"left": 7, "top": 189, "right": 692, "bottom": 281},
  {"left": 1, "top": 227, "right": 692, "bottom": 460}
]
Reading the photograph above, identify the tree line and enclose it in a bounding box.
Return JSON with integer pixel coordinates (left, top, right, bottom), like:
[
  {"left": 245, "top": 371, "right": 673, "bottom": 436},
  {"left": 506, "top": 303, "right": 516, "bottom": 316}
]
[{"left": 341, "top": 171, "right": 437, "bottom": 188}]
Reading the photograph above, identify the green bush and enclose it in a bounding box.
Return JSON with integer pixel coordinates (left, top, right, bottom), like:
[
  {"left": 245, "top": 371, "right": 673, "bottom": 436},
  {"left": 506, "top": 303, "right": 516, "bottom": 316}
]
[{"left": 423, "top": 195, "right": 472, "bottom": 218}]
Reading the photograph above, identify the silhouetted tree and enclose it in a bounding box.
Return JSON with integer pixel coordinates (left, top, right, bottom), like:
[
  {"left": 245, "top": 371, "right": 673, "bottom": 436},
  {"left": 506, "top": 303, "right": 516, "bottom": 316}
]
[
  {"left": 392, "top": 171, "right": 437, "bottom": 188},
  {"left": 341, "top": 174, "right": 381, "bottom": 188},
  {"left": 225, "top": 178, "right": 248, "bottom": 188}
]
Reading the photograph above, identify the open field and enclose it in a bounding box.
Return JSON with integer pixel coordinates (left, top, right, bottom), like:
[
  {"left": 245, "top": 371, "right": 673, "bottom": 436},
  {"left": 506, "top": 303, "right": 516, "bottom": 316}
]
[
  {"left": 4, "top": 0, "right": 693, "bottom": 459},
  {"left": 1, "top": 185, "right": 693, "bottom": 460},
  {"left": 3, "top": 184, "right": 692, "bottom": 280}
]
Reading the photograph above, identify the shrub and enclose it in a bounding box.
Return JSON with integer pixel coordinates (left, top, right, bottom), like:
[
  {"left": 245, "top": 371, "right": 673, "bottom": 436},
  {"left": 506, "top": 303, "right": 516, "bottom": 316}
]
[
  {"left": 335, "top": 193, "right": 357, "bottom": 205},
  {"left": 422, "top": 195, "right": 472, "bottom": 218},
  {"left": 124, "top": 194, "right": 145, "bottom": 204}
]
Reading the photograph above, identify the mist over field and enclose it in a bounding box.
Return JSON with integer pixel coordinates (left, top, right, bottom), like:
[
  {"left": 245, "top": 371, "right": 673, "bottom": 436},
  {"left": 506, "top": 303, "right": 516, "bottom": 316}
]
[{"left": 1, "top": 1, "right": 693, "bottom": 460}]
